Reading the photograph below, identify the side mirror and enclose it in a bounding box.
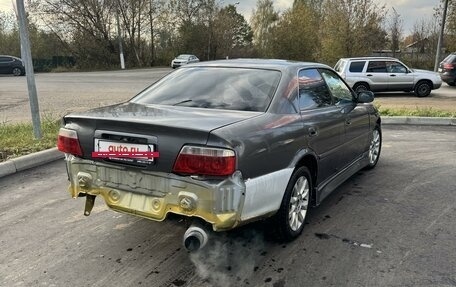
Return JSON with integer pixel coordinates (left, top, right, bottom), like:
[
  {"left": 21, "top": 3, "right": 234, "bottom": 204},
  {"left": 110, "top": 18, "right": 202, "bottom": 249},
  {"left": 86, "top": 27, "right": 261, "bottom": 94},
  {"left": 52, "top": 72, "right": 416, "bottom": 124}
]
[{"left": 356, "top": 91, "right": 374, "bottom": 103}]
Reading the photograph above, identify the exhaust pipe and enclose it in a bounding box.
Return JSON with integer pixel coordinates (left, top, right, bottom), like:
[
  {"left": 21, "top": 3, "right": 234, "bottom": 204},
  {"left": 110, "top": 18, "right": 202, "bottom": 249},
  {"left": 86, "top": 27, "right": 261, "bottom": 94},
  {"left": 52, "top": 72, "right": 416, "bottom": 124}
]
[{"left": 183, "top": 223, "right": 209, "bottom": 252}]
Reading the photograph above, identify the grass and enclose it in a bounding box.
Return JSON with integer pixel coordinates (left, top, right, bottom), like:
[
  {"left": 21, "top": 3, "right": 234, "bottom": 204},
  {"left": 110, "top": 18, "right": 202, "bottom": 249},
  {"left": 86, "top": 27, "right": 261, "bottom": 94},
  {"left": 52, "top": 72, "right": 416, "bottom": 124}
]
[
  {"left": 377, "top": 106, "right": 456, "bottom": 118},
  {"left": 0, "top": 117, "right": 60, "bottom": 162},
  {"left": 0, "top": 106, "right": 454, "bottom": 162}
]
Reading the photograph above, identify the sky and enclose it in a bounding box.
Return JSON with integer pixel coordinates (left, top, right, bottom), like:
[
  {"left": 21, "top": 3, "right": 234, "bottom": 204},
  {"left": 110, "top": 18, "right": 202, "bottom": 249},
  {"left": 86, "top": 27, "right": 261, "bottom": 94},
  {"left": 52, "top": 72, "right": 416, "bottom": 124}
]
[
  {"left": 0, "top": 0, "right": 442, "bottom": 35},
  {"left": 225, "top": 0, "right": 441, "bottom": 35}
]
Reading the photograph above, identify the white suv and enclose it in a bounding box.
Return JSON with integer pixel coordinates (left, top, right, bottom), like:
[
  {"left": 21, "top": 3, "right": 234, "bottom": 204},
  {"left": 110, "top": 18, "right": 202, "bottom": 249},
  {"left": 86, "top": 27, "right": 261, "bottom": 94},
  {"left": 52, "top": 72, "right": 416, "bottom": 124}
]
[{"left": 334, "top": 57, "right": 442, "bottom": 97}]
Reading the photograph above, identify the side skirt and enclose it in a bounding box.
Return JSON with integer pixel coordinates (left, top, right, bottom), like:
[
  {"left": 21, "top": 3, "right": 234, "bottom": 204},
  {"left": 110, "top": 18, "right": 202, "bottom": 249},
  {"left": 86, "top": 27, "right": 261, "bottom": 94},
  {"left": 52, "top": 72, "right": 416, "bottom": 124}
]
[{"left": 315, "top": 152, "right": 369, "bottom": 205}]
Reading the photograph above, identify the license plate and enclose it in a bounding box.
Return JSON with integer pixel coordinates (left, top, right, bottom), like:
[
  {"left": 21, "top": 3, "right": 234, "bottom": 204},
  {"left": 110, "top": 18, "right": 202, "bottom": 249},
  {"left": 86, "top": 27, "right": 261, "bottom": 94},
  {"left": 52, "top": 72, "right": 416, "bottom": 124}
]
[{"left": 93, "top": 139, "right": 158, "bottom": 164}]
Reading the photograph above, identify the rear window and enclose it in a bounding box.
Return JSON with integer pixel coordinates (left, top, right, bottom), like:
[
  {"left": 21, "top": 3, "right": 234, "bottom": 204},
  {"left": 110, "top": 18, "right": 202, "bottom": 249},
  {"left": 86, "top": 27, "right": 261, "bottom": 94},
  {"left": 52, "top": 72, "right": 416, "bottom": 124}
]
[
  {"left": 442, "top": 54, "right": 456, "bottom": 63},
  {"left": 334, "top": 60, "right": 346, "bottom": 73},
  {"left": 131, "top": 67, "right": 281, "bottom": 112},
  {"left": 349, "top": 61, "right": 366, "bottom": 72}
]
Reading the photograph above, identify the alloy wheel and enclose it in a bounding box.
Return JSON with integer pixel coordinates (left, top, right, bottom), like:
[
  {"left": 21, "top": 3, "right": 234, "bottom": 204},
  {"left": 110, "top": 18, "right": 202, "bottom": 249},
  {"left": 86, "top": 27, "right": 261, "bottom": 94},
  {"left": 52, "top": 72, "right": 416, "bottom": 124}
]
[{"left": 288, "top": 176, "right": 309, "bottom": 231}]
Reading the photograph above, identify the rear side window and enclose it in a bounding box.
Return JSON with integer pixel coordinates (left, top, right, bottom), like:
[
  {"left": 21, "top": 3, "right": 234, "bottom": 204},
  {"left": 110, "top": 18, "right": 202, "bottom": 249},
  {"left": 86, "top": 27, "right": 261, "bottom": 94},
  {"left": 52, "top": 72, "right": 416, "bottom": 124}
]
[
  {"left": 298, "top": 69, "right": 332, "bottom": 110},
  {"left": 0, "top": 57, "right": 12, "bottom": 63},
  {"left": 132, "top": 67, "right": 281, "bottom": 112},
  {"left": 349, "top": 61, "right": 366, "bottom": 72},
  {"left": 366, "top": 61, "right": 387, "bottom": 73},
  {"left": 334, "top": 60, "right": 346, "bottom": 73}
]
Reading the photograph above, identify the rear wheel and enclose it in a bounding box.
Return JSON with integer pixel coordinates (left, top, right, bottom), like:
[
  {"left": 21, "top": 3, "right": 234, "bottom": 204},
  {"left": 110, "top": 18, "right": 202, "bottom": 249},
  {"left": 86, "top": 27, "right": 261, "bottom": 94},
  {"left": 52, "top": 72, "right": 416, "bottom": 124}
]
[
  {"left": 353, "top": 82, "right": 370, "bottom": 93},
  {"left": 448, "top": 82, "right": 455, "bottom": 86},
  {"left": 12, "top": 67, "right": 22, "bottom": 76},
  {"left": 414, "top": 81, "right": 432, "bottom": 97},
  {"left": 273, "top": 166, "right": 312, "bottom": 241}
]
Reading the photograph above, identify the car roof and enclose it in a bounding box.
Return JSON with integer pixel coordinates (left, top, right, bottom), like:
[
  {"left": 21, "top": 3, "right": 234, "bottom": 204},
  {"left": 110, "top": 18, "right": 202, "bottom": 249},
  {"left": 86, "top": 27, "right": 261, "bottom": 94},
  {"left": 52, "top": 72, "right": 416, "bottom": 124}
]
[
  {"left": 339, "top": 57, "right": 399, "bottom": 61},
  {"left": 181, "top": 58, "right": 332, "bottom": 72},
  {"left": 0, "top": 55, "right": 21, "bottom": 60}
]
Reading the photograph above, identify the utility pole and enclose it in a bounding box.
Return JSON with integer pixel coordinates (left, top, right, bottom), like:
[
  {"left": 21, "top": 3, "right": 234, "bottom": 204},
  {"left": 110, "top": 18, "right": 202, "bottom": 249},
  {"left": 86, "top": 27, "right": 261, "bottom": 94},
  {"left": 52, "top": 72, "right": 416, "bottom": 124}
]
[
  {"left": 16, "top": 0, "right": 41, "bottom": 139},
  {"left": 116, "top": 8, "right": 125, "bottom": 69},
  {"left": 435, "top": 0, "right": 449, "bottom": 72}
]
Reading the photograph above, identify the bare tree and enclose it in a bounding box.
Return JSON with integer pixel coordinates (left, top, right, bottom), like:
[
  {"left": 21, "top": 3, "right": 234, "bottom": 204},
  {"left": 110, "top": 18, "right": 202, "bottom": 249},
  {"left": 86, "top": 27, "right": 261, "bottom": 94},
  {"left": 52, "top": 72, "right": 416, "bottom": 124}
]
[{"left": 389, "top": 7, "right": 403, "bottom": 57}]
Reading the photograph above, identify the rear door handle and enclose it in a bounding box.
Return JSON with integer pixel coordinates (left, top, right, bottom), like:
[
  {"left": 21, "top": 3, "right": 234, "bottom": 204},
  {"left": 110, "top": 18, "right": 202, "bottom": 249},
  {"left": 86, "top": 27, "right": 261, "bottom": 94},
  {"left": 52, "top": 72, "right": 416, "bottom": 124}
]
[
  {"left": 366, "top": 74, "right": 373, "bottom": 77},
  {"left": 308, "top": 127, "right": 318, "bottom": 137},
  {"left": 345, "top": 118, "right": 352, "bottom": 125},
  {"left": 389, "top": 74, "right": 396, "bottom": 77}
]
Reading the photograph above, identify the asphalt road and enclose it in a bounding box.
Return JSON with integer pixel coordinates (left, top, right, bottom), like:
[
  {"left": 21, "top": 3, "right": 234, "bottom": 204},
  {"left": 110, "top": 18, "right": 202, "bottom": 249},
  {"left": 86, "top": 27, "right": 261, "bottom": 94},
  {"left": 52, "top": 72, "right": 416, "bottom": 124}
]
[
  {"left": 1, "top": 68, "right": 456, "bottom": 123},
  {"left": 0, "top": 68, "right": 171, "bottom": 123},
  {"left": 1, "top": 125, "right": 455, "bottom": 287}
]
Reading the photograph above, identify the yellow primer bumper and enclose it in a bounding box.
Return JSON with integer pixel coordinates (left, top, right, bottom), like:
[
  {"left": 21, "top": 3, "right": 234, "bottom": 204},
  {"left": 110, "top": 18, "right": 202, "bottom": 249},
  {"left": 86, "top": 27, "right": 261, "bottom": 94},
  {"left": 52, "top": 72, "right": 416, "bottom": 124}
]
[{"left": 65, "top": 155, "right": 246, "bottom": 231}]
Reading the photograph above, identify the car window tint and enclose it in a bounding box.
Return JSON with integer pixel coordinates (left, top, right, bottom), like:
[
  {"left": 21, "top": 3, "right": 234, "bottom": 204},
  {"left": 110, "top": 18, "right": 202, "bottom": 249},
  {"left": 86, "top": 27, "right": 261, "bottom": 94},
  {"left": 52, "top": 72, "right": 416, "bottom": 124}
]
[
  {"left": 298, "top": 69, "right": 332, "bottom": 110},
  {"left": 0, "top": 57, "right": 11, "bottom": 62},
  {"left": 387, "top": 61, "right": 407, "bottom": 73},
  {"left": 366, "top": 61, "right": 387, "bottom": 73},
  {"left": 132, "top": 67, "right": 281, "bottom": 112},
  {"left": 319, "top": 69, "right": 353, "bottom": 104},
  {"left": 349, "top": 61, "right": 366, "bottom": 72},
  {"left": 334, "top": 60, "right": 346, "bottom": 73}
]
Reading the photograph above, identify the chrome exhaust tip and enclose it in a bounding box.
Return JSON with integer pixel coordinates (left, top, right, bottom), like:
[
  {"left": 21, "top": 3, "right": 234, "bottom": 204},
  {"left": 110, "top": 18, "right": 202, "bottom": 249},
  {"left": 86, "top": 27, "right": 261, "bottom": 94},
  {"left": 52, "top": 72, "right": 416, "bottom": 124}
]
[{"left": 183, "top": 224, "right": 209, "bottom": 252}]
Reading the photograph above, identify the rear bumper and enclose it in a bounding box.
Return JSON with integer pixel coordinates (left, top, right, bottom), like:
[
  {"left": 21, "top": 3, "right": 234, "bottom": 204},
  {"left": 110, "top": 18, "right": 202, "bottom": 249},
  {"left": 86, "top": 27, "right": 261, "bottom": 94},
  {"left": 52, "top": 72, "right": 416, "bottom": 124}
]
[
  {"left": 65, "top": 155, "right": 245, "bottom": 231},
  {"left": 440, "top": 73, "right": 456, "bottom": 84}
]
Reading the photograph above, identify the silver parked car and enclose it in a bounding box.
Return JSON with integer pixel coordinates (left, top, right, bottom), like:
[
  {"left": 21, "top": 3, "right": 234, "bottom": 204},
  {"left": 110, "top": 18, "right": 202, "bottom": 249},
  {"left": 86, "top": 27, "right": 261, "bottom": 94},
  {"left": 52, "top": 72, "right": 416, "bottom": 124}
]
[
  {"left": 335, "top": 57, "right": 442, "bottom": 97},
  {"left": 171, "top": 54, "right": 199, "bottom": 69}
]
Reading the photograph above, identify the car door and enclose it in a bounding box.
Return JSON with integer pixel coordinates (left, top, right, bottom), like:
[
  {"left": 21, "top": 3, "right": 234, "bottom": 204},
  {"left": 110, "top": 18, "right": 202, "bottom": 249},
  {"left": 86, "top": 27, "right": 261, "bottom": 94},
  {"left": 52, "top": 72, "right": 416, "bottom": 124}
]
[
  {"left": 0, "top": 56, "right": 12, "bottom": 74},
  {"left": 297, "top": 68, "right": 346, "bottom": 183},
  {"left": 365, "top": 60, "right": 389, "bottom": 91},
  {"left": 319, "top": 69, "right": 370, "bottom": 168},
  {"left": 386, "top": 61, "right": 414, "bottom": 90}
]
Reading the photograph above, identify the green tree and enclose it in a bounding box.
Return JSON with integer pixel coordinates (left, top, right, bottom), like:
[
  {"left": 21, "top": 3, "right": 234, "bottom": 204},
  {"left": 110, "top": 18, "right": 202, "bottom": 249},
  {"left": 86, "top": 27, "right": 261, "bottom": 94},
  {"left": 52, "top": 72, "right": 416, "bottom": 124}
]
[
  {"left": 320, "top": 0, "right": 387, "bottom": 65},
  {"left": 213, "top": 4, "right": 253, "bottom": 59},
  {"left": 268, "top": 2, "right": 319, "bottom": 61},
  {"left": 250, "top": 0, "right": 278, "bottom": 57}
]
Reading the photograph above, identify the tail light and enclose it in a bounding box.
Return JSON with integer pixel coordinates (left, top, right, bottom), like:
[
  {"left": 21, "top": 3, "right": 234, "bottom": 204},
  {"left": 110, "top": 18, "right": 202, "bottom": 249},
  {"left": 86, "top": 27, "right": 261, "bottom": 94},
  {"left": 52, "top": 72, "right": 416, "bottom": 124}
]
[
  {"left": 57, "top": 128, "right": 83, "bottom": 156},
  {"left": 173, "top": 146, "right": 236, "bottom": 176},
  {"left": 444, "top": 63, "right": 454, "bottom": 70}
]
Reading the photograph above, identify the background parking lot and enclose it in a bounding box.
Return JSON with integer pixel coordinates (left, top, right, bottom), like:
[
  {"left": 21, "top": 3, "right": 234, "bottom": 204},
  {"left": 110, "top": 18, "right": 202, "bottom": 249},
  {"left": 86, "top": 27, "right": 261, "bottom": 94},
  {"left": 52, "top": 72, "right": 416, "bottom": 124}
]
[{"left": 1, "top": 68, "right": 456, "bottom": 124}]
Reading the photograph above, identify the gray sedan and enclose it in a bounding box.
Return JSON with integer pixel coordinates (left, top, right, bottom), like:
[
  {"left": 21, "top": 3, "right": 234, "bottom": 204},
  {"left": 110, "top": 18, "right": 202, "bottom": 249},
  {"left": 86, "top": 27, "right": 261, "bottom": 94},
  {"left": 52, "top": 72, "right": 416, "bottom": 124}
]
[{"left": 57, "top": 59, "right": 381, "bottom": 251}]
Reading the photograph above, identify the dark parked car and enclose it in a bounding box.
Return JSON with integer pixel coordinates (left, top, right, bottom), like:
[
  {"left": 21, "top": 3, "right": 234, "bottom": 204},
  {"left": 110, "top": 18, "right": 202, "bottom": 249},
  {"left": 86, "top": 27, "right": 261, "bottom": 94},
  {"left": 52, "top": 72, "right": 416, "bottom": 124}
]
[
  {"left": 0, "top": 55, "right": 25, "bottom": 76},
  {"left": 438, "top": 53, "right": 456, "bottom": 86},
  {"left": 57, "top": 59, "right": 381, "bottom": 250}
]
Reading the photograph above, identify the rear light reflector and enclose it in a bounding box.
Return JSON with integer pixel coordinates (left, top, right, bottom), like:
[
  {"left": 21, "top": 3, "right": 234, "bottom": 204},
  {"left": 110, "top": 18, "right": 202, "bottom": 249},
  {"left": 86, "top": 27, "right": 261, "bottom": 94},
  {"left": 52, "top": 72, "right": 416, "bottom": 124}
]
[
  {"left": 173, "top": 146, "right": 236, "bottom": 176},
  {"left": 444, "top": 63, "right": 454, "bottom": 70},
  {"left": 57, "top": 128, "right": 83, "bottom": 157}
]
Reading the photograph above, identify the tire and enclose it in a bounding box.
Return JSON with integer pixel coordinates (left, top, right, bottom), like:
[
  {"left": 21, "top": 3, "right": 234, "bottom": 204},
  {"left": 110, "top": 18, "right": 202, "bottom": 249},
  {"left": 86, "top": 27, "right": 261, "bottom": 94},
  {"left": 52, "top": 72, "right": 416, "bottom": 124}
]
[
  {"left": 353, "top": 82, "right": 370, "bottom": 93},
  {"left": 414, "top": 81, "right": 432, "bottom": 97},
  {"left": 365, "top": 125, "right": 382, "bottom": 169},
  {"left": 448, "top": 82, "right": 455, "bottom": 86},
  {"left": 12, "top": 67, "right": 22, "bottom": 76},
  {"left": 272, "top": 166, "right": 312, "bottom": 241}
]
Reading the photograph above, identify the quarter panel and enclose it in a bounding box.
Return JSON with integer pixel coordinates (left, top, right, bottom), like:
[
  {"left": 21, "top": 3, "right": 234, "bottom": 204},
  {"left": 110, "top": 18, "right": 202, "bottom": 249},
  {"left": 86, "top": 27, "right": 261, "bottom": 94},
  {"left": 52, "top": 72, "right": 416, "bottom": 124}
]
[{"left": 241, "top": 168, "right": 294, "bottom": 221}]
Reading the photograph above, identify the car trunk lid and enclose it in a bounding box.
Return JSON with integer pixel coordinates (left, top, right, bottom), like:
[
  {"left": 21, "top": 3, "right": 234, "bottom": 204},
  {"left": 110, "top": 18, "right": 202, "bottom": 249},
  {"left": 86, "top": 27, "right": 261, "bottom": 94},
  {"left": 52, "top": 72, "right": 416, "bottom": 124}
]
[{"left": 63, "top": 102, "right": 261, "bottom": 172}]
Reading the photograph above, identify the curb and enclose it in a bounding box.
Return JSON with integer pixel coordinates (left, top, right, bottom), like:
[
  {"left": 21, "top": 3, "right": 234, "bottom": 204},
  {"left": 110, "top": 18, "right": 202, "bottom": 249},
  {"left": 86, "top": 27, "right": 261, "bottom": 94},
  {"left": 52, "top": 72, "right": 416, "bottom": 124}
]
[
  {"left": 0, "top": 148, "right": 63, "bottom": 178},
  {"left": 382, "top": 116, "right": 456, "bottom": 126},
  {"left": 0, "top": 117, "right": 454, "bottom": 179}
]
